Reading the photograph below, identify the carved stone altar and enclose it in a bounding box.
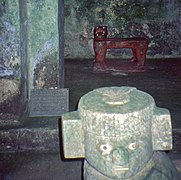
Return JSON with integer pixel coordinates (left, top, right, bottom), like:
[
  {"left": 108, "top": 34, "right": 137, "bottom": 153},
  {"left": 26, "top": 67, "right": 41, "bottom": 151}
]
[
  {"left": 62, "top": 86, "right": 180, "bottom": 179},
  {"left": 93, "top": 26, "right": 149, "bottom": 72}
]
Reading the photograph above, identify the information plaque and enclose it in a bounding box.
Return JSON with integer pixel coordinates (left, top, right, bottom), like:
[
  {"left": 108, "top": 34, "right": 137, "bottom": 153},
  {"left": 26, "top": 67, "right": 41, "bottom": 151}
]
[{"left": 29, "top": 88, "right": 69, "bottom": 117}]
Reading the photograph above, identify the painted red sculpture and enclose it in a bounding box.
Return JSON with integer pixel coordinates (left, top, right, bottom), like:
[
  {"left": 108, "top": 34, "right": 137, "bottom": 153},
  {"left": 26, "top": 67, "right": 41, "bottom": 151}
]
[{"left": 93, "top": 26, "right": 149, "bottom": 72}]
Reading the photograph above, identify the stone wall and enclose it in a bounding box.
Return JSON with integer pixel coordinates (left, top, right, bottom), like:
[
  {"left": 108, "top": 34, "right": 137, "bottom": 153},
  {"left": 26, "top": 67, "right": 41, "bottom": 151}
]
[
  {"left": 1, "top": 0, "right": 181, "bottom": 64},
  {"left": 64, "top": 0, "right": 181, "bottom": 59},
  {"left": 1, "top": 0, "right": 181, "bottom": 122},
  {"left": 0, "top": 0, "right": 20, "bottom": 70},
  {"left": 25, "top": 0, "right": 59, "bottom": 90},
  {"left": 0, "top": 0, "right": 60, "bottom": 123},
  {"left": 0, "top": 0, "right": 21, "bottom": 121}
]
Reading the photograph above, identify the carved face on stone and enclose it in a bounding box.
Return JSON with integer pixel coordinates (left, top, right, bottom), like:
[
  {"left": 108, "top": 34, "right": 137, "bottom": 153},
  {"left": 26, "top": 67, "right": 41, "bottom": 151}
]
[{"left": 84, "top": 123, "right": 153, "bottom": 179}]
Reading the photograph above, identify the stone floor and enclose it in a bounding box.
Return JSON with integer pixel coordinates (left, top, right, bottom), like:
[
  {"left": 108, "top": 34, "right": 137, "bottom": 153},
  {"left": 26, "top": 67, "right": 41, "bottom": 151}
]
[{"left": 0, "top": 58, "right": 181, "bottom": 179}]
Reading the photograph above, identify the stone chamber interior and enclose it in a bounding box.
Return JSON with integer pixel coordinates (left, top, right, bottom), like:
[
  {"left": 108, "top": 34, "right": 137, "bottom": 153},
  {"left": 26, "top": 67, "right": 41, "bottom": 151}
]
[{"left": 1, "top": 0, "right": 181, "bottom": 179}]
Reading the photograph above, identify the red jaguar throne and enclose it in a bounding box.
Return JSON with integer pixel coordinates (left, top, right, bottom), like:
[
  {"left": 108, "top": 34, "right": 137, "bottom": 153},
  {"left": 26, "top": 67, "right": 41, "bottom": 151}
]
[{"left": 93, "top": 26, "right": 149, "bottom": 72}]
